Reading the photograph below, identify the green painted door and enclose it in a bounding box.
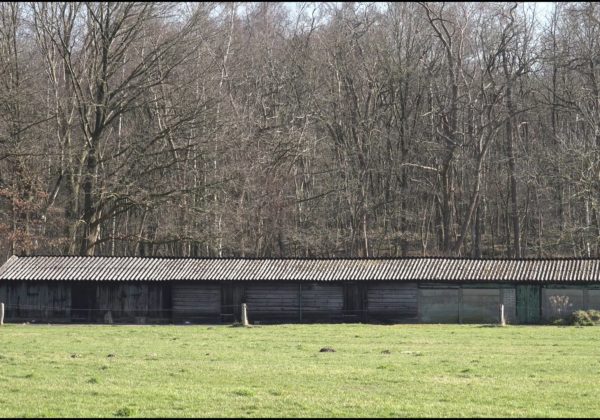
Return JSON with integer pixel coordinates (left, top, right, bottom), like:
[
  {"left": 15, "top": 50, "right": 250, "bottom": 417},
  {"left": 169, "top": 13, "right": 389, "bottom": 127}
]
[{"left": 516, "top": 285, "right": 541, "bottom": 324}]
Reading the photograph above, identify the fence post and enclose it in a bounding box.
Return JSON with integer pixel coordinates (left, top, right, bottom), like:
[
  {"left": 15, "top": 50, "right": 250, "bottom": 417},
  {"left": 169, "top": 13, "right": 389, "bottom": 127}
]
[
  {"left": 1, "top": 302, "right": 4, "bottom": 326},
  {"left": 241, "top": 303, "right": 249, "bottom": 326},
  {"left": 500, "top": 303, "right": 506, "bottom": 326}
]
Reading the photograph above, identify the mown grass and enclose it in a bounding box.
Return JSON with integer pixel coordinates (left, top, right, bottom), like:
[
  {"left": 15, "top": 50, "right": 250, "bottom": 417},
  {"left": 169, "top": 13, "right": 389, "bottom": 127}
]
[{"left": 0, "top": 323, "right": 599, "bottom": 417}]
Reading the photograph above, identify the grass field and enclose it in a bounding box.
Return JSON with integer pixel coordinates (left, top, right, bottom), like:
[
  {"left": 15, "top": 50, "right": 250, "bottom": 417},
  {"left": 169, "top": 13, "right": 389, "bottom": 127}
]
[{"left": 0, "top": 323, "right": 599, "bottom": 417}]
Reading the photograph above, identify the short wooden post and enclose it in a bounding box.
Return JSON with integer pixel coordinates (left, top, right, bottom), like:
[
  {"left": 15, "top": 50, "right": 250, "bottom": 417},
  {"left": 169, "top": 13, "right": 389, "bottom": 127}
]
[
  {"left": 241, "top": 303, "right": 249, "bottom": 327},
  {"left": 1, "top": 302, "right": 4, "bottom": 326},
  {"left": 500, "top": 303, "right": 506, "bottom": 326}
]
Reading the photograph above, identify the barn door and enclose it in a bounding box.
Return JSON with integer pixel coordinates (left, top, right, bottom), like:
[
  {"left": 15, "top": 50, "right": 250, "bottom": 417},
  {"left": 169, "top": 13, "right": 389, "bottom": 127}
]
[
  {"left": 221, "top": 282, "right": 243, "bottom": 323},
  {"left": 71, "top": 283, "right": 97, "bottom": 322},
  {"left": 516, "top": 285, "right": 540, "bottom": 324},
  {"left": 221, "top": 282, "right": 234, "bottom": 323},
  {"left": 343, "top": 283, "right": 367, "bottom": 322}
]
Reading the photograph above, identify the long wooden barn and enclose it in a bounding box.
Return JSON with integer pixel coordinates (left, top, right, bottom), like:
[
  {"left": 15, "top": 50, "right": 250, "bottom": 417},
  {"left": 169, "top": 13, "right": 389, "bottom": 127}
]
[{"left": 0, "top": 256, "right": 599, "bottom": 324}]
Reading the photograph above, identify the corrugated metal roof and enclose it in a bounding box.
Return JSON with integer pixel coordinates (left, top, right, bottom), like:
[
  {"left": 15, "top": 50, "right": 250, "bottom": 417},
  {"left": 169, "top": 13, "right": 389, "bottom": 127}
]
[{"left": 1, "top": 255, "right": 600, "bottom": 282}]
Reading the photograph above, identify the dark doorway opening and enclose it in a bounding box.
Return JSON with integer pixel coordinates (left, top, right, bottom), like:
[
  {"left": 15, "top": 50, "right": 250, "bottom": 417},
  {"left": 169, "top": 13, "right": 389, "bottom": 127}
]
[
  {"left": 343, "top": 282, "right": 367, "bottom": 322},
  {"left": 221, "top": 282, "right": 243, "bottom": 323},
  {"left": 71, "top": 283, "right": 97, "bottom": 322}
]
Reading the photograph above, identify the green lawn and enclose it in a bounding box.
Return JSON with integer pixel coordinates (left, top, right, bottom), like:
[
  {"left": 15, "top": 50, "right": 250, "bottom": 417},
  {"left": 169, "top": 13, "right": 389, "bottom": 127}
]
[{"left": 0, "top": 323, "right": 599, "bottom": 417}]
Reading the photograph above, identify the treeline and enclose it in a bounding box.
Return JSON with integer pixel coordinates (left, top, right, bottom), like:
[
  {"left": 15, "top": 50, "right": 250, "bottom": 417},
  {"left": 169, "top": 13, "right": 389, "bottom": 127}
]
[{"left": 0, "top": 2, "right": 599, "bottom": 260}]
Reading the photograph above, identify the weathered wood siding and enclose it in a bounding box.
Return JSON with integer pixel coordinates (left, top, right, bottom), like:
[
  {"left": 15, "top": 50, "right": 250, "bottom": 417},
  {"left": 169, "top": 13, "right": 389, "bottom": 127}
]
[
  {"left": 0, "top": 281, "right": 70, "bottom": 322},
  {"left": 300, "top": 283, "right": 344, "bottom": 321},
  {"left": 172, "top": 282, "right": 221, "bottom": 323},
  {"left": 96, "top": 282, "right": 169, "bottom": 323},
  {"left": 367, "top": 282, "right": 418, "bottom": 322},
  {"left": 0, "top": 281, "right": 169, "bottom": 323},
  {"left": 245, "top": 283, "right": 299, "bottom": 322},
  {"left": 5, "top": 278, "right": 600, "bottom": 325}
]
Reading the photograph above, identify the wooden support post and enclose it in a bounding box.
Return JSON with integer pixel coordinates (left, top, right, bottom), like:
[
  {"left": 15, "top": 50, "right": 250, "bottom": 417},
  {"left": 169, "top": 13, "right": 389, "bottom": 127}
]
[
  {"left": 241, "top": 303, "right": 249, "bottom": 327},
  {"left": 500, "top": 304, "right": 506, "bottom": 326},
  {"left": 1, "top": 302, "right": 4, "bottom": 326}
]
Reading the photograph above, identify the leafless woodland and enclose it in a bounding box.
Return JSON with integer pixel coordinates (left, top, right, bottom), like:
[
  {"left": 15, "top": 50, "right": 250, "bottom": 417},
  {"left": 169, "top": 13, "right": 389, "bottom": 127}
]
[{"left": 1, "top": 2, "right": 599, "bottom": 261}]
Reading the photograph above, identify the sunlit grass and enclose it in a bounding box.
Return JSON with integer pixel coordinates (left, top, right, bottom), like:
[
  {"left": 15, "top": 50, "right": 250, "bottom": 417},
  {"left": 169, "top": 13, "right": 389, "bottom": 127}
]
[{"left": 0, "top": 323, "right": 599, "bottom": 417}]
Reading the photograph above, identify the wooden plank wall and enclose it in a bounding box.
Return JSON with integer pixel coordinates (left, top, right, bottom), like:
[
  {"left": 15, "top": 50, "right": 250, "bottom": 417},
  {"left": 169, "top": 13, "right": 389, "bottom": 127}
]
[
  {"left": 172, "top": 281, "right": 221, "bottom": 323},
  {"left": 6, "top": 280, "right": 600, "bottom": 325},
  {"left": 245, "top": 283, "right": 299, "bottom": 322},
  {"left": 0, "top": 281, "right": 70, "bottom": 322},
  {"left": 0, "top": 281, "right": 172, "bottom": 323},
  {"left": 96, "top": 282, "right": 169, "bottom": 323},
  {"left": 367, "top": 282, "right": 418, "bottom": 322},
  {"left": 300, "top": 283, "right": 344, "bottom": 322}
]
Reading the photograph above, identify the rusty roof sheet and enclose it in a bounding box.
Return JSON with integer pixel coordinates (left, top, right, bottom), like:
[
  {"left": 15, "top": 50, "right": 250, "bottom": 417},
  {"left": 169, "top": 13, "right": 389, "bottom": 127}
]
[{"left": 0, "top": 255, "right": 599, "bottom": 282}]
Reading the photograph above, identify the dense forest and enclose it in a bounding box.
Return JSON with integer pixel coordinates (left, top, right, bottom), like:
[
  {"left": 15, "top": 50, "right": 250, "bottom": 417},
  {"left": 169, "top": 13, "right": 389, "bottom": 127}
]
[{"left": 0, "top": 2, "right": 599, "bottom": 261}]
